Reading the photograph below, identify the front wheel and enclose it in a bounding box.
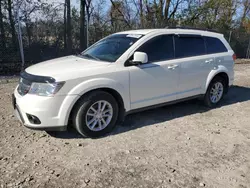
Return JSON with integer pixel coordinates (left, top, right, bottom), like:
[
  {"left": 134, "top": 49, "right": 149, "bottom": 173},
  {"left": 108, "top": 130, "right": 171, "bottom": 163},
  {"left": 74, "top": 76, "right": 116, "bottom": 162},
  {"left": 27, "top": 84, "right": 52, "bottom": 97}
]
[
  {"left": 72, "top": 91, "right": 119, "bottom": 138},
  {"left": 204, "top": 76, "right": 226, "bottom": 107}
]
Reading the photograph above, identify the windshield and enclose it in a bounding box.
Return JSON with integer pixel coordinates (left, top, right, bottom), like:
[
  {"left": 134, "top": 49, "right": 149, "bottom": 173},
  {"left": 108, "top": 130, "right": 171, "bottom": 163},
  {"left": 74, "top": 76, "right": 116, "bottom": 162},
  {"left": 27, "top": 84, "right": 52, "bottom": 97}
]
[{"left": 81, "top": 34, "right": 143, "bottom": 62}]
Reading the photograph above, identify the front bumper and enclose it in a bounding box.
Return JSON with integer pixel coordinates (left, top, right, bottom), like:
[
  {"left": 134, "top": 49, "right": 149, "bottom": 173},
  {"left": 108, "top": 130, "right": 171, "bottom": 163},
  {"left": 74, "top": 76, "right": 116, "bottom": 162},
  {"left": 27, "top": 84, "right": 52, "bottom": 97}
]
[{"left": 13, "top": 89, "right": 79, "bottom": 131}]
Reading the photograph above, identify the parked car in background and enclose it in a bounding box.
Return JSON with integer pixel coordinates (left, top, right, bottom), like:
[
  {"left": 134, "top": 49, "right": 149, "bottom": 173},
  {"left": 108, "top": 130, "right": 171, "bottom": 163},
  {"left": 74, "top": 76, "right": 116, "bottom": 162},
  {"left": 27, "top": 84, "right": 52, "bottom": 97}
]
[{"left": 13, "top": 28, "right": 235, "bottom": 137}]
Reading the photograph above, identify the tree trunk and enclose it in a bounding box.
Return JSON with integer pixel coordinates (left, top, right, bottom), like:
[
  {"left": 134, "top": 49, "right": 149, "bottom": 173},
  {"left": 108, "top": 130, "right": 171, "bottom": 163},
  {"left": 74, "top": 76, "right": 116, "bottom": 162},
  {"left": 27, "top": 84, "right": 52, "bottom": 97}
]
[
  {"left": 85, "top": 0, "right": 92, "bottom": 47},
  {"left": 26, "top": 22, "right": 32, "bottom": 47},
  {"left": 66, "top": 0, "right": 72, "bottom": 54},
  {"left": 0, "top": 0, "right": 6, "bottom": 50},
  {"left": 7, "top": 0, "right": 17, "bottom": 48},
  {"left": 64, "top": 0, "right": 67, "bottom": 51},
  {"left": 139, "top": 0, "right": 144, "bottom": 28},
  {"left": 240, "top": 0, "right": 250, "bottom": 28},
  {"left": 80, "top": 0, "right": 87, "bottom": 50},
  {"left": 164, "top": 0, "right": 171, "bottom": 20}
]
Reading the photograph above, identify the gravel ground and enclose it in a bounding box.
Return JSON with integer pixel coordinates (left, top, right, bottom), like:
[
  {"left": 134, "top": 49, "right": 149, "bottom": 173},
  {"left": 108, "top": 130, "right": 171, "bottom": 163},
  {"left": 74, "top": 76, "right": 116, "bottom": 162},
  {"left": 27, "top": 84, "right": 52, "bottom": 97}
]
[{"left": 1, "top": 63, "right": 250, "bottom": 188}]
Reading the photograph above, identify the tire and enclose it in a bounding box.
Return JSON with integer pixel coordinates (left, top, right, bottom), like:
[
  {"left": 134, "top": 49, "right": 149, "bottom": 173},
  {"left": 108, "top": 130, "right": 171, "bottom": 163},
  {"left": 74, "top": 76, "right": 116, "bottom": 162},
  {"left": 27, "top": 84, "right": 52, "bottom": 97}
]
[
  {"left": 72, "top": 91, "right": 119, "bottom": 138},
  {"left": 204, "top": 76, "right": 226, "bottom": 107}
]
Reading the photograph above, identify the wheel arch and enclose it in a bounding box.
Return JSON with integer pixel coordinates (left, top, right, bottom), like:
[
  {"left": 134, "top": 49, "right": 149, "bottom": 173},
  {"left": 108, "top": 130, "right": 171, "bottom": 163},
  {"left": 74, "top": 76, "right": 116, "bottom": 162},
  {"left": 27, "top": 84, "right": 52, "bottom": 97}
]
[
  {"left": 67, "top": 87, "right": 126, "bottom": 126},
  {"left": 205, "top": 67, "right": 230, "bottom": 93}
]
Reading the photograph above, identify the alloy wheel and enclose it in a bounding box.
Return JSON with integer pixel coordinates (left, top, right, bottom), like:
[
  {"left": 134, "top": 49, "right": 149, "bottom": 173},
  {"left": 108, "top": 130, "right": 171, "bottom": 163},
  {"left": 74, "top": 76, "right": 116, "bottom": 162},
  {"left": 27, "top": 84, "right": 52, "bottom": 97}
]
[
  {"left": 210, "top": 82, "right": 224, "bottom": 104},
  {"left": 85, "top": 100, "right": 113, "bottom": 131}
]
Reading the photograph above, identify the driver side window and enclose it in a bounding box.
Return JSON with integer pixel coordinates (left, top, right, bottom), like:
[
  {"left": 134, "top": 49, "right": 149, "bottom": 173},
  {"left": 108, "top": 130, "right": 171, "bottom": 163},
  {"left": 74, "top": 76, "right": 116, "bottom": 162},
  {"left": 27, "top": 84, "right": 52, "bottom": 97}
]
[{"left": 137, "top": 35, "right": 174, "bottom": 63}]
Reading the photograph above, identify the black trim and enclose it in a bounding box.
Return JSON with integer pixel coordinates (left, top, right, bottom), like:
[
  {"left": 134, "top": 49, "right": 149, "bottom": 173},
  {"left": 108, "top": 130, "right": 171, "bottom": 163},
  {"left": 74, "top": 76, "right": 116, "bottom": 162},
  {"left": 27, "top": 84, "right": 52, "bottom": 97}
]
[
  {"left": 26, "top": 114, "right": 41, "bottom": 125},
  {"left": 139, "top": 64, "right": 159, "bottom": 69},
  {"left": 20, "top": 71, "right": 56, "bottom": 83},
  {"left": 166, "top": 26, "right": 220, "bottom": 33},
  {"left": 172, "top": 35, "right": 176, "bottom": 58},
  {"left": 203, "top": 36, "right": 208, "bottom": 54},
  {"left": 24, "top": 124, "right": 67, "bottom": 131},
  {"left": 124, "top": 59, "right": 133, "bottom": 67},
  {"left": 12, "top": 94, "right": 16, "bottom": 109},
  {"left": 125, "top": 95, "right": 203, "bottom": 115},
  {"left": 15, "top": 105, "right": 25, "bottom": 124},
  {"left": 176, "top": 34, "right": 201, "bottom": 38}
]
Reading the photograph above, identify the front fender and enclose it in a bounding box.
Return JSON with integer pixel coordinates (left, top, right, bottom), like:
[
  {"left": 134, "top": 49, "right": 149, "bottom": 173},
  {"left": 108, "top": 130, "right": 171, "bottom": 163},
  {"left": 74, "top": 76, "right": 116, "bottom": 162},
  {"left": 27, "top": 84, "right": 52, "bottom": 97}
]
[
  {"left": 204, "top": 65, "right": 229, "bottom": 92},
  {"left": 68, "top": 78, "right": 130, "bottom": 111}
]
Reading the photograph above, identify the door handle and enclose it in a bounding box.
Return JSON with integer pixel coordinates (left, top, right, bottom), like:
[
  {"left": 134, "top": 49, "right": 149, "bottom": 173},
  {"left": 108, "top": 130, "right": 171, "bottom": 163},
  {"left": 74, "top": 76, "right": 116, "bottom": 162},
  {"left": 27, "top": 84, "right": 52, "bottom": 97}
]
[
  {"left": 168, "top": 64, "right": 179, "bottom": 69},
  {"left": 205, "top": 59, "right": 213, "bottom": 64}
]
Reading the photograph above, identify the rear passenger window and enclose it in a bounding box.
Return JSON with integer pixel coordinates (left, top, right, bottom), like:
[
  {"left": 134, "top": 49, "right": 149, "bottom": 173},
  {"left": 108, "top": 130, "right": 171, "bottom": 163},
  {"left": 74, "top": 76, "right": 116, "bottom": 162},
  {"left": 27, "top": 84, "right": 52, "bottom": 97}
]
[
  {"left": 205, "top": 36, "right": 228, "bottom": 54},
  {"left": 175, "top": 36, "right": 206, "bottom": 58},
  {"left": 137, "top": 35, "right": 174, "bottom": 62}
]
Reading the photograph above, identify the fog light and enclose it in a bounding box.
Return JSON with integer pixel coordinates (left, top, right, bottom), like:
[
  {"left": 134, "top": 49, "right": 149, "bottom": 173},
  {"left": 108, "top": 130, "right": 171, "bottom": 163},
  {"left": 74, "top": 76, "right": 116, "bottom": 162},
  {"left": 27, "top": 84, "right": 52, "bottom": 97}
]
[{"left": 26, "top": 114, "right": 41, "bottom": 124}]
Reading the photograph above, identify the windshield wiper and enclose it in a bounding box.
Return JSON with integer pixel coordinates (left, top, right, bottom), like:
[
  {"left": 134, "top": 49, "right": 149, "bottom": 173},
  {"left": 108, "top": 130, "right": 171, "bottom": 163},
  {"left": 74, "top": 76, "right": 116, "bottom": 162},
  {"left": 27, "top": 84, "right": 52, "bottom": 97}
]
[{"left": 81, "top": 53, "right": 100, "bottom": 61}]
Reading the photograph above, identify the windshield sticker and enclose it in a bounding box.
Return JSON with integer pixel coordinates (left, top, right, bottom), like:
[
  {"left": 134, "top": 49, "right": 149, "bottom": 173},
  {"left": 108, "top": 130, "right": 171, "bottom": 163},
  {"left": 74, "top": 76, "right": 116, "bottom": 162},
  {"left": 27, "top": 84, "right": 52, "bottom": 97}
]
[{"left": 126, "top": 34, "right": 142, "bottom": 39}]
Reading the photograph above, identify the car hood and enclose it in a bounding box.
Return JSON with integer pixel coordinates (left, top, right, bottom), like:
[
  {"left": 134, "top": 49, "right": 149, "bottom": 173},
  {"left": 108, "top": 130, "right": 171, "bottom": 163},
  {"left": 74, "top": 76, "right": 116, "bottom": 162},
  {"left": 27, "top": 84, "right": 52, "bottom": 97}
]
[{"left": 25, "top": 55, "right": 111, "bottom": 80}]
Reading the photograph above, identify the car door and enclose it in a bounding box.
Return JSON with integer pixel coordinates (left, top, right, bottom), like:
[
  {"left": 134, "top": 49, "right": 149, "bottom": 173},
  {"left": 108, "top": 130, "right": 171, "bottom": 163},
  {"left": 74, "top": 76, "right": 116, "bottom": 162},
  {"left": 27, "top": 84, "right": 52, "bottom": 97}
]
[
  {"left": 127, "top": 35, "right": 180, "bottom": 110},
  {"left": 174, "top": 35, "right": 214, "bottom": 99}
]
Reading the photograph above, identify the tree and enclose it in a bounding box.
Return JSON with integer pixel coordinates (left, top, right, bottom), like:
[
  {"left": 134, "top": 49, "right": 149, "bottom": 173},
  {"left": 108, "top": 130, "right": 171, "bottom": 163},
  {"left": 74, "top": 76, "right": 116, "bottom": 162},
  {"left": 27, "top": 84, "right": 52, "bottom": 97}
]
[
  {"left": 110, "top": 0, "right": 131, "bottom": 31},
  {"left": 66, "top": 0, "right": 72, "bottom": 54},
  {"left": 17, "top": 0, "right": 42, "bottom": 47},
  {"left": 7, "top": 0, "right": 17, "bottom": 47},
  {"left": 1, "top": 0, "right": 250, "bottom": 72},
  {"left": 0, "top": 0, "right": 6, "bottom": 50},
  {"left": 240, "top": 0, "right": 250, "bottom": 27},
  {"left": 90, "top": 0, "right": 109, "bottom": 43},
  {"left": 139, "top": 0, "right": 144, "bottom": 27},
  {"left": 138, "top": 0, "right": 183, "bottom": 27},
  {"left": 80, "top": 0, "right": 86, "bottom": 50},
  {"left": 80, "top": 0, "right": 93, "bottom": 50},
  {"left": 64, "top": 0, "right": 67, "bottom": 51}
]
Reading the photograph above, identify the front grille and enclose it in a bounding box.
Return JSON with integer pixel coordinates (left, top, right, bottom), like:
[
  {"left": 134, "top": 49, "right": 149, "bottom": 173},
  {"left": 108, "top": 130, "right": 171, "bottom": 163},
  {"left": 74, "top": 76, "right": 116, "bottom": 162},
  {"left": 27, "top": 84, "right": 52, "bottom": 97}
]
[{"left": 17, "top": 78, "right": 32, "bottom": 96}]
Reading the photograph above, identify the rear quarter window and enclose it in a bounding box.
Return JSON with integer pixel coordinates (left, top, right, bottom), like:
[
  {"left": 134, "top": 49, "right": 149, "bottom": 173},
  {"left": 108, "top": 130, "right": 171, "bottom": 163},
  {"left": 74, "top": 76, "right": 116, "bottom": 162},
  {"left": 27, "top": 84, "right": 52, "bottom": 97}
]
[{"left": 205, "top": 36, "right": 228, "bottom": 54}]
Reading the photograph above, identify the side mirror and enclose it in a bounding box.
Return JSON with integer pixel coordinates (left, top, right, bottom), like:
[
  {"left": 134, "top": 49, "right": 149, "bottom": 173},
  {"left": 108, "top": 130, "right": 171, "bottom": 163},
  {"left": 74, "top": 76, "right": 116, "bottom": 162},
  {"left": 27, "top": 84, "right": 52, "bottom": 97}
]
[{"left": 132, "top": 52, "right": 148, "bottom": 65}]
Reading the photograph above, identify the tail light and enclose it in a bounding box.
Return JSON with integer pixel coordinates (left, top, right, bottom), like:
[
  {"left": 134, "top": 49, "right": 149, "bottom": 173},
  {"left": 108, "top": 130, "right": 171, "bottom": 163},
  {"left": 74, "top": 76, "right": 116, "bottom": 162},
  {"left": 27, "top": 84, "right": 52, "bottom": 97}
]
[{"left": 232, "top": 54, "right": 237, "bottom": 61}]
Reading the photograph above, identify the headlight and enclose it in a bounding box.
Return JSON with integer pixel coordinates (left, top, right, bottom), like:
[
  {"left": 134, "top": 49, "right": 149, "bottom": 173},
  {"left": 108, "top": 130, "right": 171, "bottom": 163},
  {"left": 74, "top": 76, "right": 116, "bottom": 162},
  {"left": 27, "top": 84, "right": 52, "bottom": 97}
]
[{"left": 28, "top": 82, "right": 65, "bottom": 96}]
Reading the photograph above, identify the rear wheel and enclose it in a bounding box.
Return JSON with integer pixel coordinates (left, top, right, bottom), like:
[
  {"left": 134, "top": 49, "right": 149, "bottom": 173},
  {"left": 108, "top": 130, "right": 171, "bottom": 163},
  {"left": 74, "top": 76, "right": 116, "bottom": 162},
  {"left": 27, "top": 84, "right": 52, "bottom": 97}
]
[
  {"left": 72, "top": 91, "right": 119, "bottom": 138},
  {"left": 204, "top": 76, "right": 226, "bottom": 107}
]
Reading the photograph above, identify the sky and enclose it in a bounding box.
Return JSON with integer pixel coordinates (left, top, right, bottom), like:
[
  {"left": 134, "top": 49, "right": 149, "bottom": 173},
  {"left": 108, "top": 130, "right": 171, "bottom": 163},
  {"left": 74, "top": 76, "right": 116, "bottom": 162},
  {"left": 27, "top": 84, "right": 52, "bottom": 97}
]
[
  {"left": 48, "top": 0, "right": 109, "bottom": 10},
  {"left": 72, "top": 0, "right": 110, "bottom": 10},
  {"left": 47, "top": 0, "right": 80, "bottom": 9},
  {"left": 72, "top": 0, "right": 80, "bottom": 9}
]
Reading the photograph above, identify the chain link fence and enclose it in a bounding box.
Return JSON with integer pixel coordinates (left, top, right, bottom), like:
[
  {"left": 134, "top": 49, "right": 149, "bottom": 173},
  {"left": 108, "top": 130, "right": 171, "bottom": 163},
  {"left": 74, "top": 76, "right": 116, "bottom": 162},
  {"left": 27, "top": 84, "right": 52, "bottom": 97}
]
[
  {"left": 224, "top": 30, "right": 250, "bottom": 59},
  {"left": 0, "top": 40, "right": 74, "bottom": 75},
  {"left": 0, "top": 29, "right": 250, "bottom": 76}
]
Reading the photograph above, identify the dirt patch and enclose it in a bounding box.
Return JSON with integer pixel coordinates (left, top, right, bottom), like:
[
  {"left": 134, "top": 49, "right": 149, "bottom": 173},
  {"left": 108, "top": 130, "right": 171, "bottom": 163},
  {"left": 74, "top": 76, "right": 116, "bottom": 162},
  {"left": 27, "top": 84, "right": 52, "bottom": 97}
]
[
  {"left": 1, "top": 64, "right": 250, "bottom": 188},
  {"left": 235, "top": 59, "right": 250, "bottom": 64}
]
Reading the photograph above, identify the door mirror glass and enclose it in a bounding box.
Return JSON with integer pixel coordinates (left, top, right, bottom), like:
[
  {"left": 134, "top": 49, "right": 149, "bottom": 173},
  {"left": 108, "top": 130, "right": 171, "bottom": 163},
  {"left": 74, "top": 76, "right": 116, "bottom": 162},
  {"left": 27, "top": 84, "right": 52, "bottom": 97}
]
[{"left": 132, "top": 52, "right": 148, "bottom": 64}]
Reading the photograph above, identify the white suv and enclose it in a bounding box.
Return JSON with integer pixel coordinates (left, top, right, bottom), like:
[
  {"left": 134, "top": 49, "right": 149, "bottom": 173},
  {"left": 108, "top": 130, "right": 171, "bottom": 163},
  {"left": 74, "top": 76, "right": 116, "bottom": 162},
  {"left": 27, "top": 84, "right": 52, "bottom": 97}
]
[{"left": 13, "top": 28, "right": 235, "bottom": 137}]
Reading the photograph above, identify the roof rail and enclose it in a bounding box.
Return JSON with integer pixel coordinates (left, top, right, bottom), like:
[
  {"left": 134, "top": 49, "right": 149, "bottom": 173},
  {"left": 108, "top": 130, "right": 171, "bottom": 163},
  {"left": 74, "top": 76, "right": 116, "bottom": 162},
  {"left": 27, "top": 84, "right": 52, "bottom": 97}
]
[{"left": 165, "top": 26, "right": 220, "bottom": 33}]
